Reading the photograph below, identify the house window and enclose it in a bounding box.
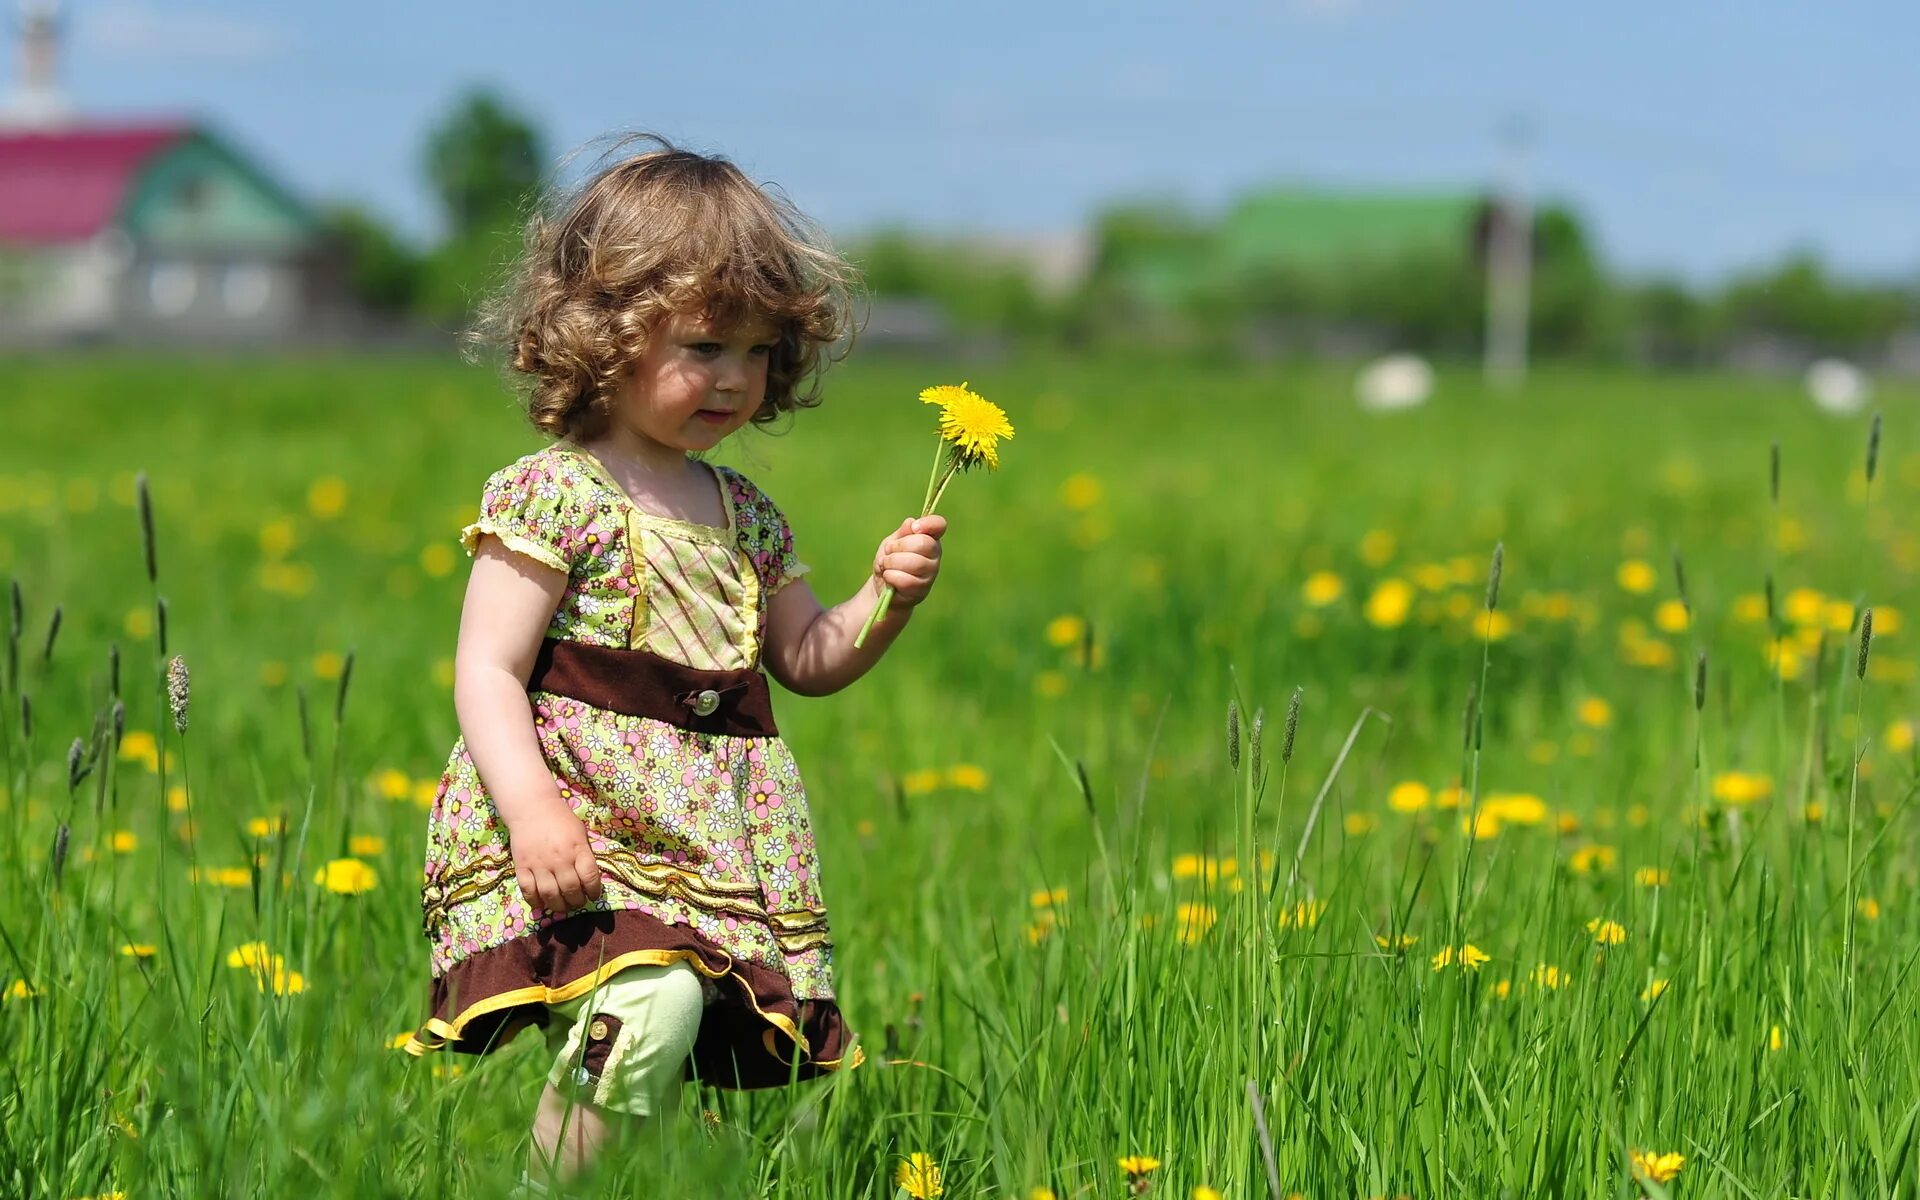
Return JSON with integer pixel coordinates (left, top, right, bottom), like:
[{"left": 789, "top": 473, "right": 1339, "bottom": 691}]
[
  {"left": 223, "top": 263, "right": 274, "bottom": 316},
  {"left": 148, "top": 263, "right": 196, "bottom": 316}
]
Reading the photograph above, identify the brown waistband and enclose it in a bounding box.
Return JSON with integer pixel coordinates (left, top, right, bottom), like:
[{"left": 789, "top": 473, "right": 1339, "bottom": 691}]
[{"left": 526, "top": 638, "right": 778, "bottom": 738}]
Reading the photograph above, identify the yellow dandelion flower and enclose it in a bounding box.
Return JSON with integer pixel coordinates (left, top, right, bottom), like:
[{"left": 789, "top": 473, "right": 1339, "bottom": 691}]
[
  {"left": 1474, "top": 610, "right": 1513, "bottom": 641},
  {"left": 1344, "top": 812, "right": 1379, "bottom": 836},
  {"left": 1029, "top": 1190, "right": 1058, "bottom": 1200},
  {"left": 110, "top": 830, "right": 138, "bottom": 853},
  {"left": 348, "top": 834, "right": 386, "bottom": 857},
  {"left": 307, "top": 476, "right": 348, "bottom": 518},
  {"left": 1302, "top": 570, "right": 1344, "bottom": 607},
  {"left": 226, "top": 941, "right": 274, "bottom": 969},
  {"left": 1462, "top": 809, "right": 1504, "bottom": 840},
  {"left": 1630, "top": 1149, "right": 1685, "bottom": 1183},
  {"left": 1174, "top": 903, "right": 1217, "bottom": 944},
  {"left": 1493, "top": 979, "right": 1513, "bottom": 999},
  {"left": 1034, "top": 670, "right": 1068, "bottom": 699},
  {"left": 1485, "top": 792, "right": 1548, "bottom": 826},
  {"left": 1117, "top": 1155, "right": 1162, "bottom": 1176},
  {"left": 246, "top": 815, "right": 287, "bottom": 839},
  {"left": 1387, "top": 780, "right": 1431, "bottom": 813},
  {"left": 896, "top": 1152, "right": 944, "bottom": 1198},
  {"left": 1529, "top": 963, "right": 1567, "bottom": 989},
  {"left": 901, "top": 768, "right": 942, "bottom": 796},
  {"left": 1587, "top": 918, "right": 1627, "bottom": 946},
  {"left": 1031, "top": 887, "right": 1068, "bottom": 908},
  {"left": 945, "top": 763, "right": 989, "bottom": 792},
  {"left": 1568, "top": 844, "right": 1616, "bottom": 874},
  {"left": 1654, "top": 598, "right": 1691, "bottom": 633},
  {"left": 921, "top": 382, "right": 1014, "bottom": 470},
  {"left": 1431, "top": 944, "right": 1490, "bottom": 971},
  {"left": 1045, "top": 614, "right": 1087, "bottom": 647},
  {"left": 1859, "top": 897, "right": 1882, "bottom": 921},
  {"left": 1277, "top": 899, "right": 1326, "bottom": 930},
  {"left": 1365, "top": 578, "right": 1414, "bottom": 628},
  {"left": 1616, "top": 559, "right": 1656, "bottom": 594},
  {"left": 1642, "top": 979, "right": 1669, "bottom": 1001},
  {"left": 1889, "top": 719, "right": 1916, "bottom": 752},
  {"left": 250, "top": 956, "right": 305, "bottom": 996},
  {"left": 1711, "top": 770, "right": 1774, "bottom": 805},
  {"left": 119, "top": 943, "right": 156, "bottom": 958},
  {"left": 1769, "top": 1024, "right": 1784, "bottom": 1052},
  {"left": 1577, "top": 697, "right": 1614, "bottom": 728},
  {"left": 5, "top": 978, "right": 40, "bottom": 1001},
  {"left": 314, "top": 857, "right": 378, "bottom": 895},
  {"left": 1194, "top": 1188, "right": 1224, "bottom": 1200},
  {"left": 411, "top": 779, "right": 438, "bottom": 808},
  {"left": 1634, "top": 867, "right": 1671, "bottom": 888},
  {"left": 1376, "top": 932, "right": 1418, "bottom": 951}
]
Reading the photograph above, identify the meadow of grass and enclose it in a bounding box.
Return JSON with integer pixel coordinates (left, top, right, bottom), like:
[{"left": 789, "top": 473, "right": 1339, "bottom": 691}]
[{"left": 2, "top": 351, "right": 1918, "bottom": 1198}]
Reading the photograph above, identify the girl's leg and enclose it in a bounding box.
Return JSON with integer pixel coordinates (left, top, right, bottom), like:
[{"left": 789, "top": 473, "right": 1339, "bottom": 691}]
[{"left": 525, "top": 961, "right": 707, "bottom": 1187}]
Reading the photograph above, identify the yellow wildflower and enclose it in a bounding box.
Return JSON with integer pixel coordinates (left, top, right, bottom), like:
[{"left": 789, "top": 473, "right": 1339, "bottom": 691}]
[
  {"left": 1630, "top": 1149, "right": 1685, "bottom": 1183},
  {"left": 1769, "top": 1024, "right": 1784, "bottom": 1052},
  {"left": 1277, "top": 899, "right": 1326, "bottom": 930},
  {"left": 1577, "top": 697, "right": 1613, "bottom": 728},
  {"left": 1712, "top": 770, "right": 1774, "bottom": 805},
  {"left": 5, "top": 979, "right": 39, "bottom": 1001},
  {"left": 1529, "top": 963, "right": 1567, "bottom": 989},
  {"left": 1474, "top": 610, "right": 1513, "bottom": 641},
  {"left": 1634, "top": 867, "right": 1671, "bottom": 888},
  {"left": 1044, "top": 614, "right": 1087, "bottom": 647},
  {"left": 1568, "top": 844, "right": 1616, "bottom": 874},
  {"left": 1031, "top": 887, "right": 1068, "bottom": 908},
  {"left": 1431, "top": 944, "right": 1490, "bottom": 971},
  {"left": 1302, "top": 570, "right": 1344, "bottom": 607},
  {"left": 1654, "top": 598, "right": 1690, "bottom": 633},
  {"left": 1616, "top": 559, "right": 1656, "bottom": 594},
  {"left": 314, "top": 858, "right": 378, "bottom": 895},
  {"left": 1344, "top": 812, "right": 1378, "bottom": 836},
  {"left": 307, "top": 476, "right": 348, "bottom": 518},
  {"left": 119, "top": 943, "right": 156, "bottom": 958},
  {"left": 1642, "top": 979, "right": 1669, "bottom": 1001},
  {"left": 1174, "top": 903, "right": 1218, "bottom": 943},
  {"left": 945, "top": 764, "right": 989, "bottom": 792},
  {"left": 896, "top": 1152, "right": 944, "bottom": 1199},
  {"left": 1060, "top": 472, "right": 1103, "bottom": 511},
  {"left": 110, "top": 830, "right": 138, "bottom": 853},
  {"left": 1364, "top": 578, "right": 1414, "bottom": 628},
  {"left": 1376, "top": 933, "right": 1418, "bottom": 951},
  {"left": 348, "top": 834, "right": 386, "bottom": 857},
  {"left": 1484, "top": 792, "right": 1547, "bottom": 825},
  {"left": 1387, "top": 780, "right": 1431, "bottom": 813},
  {"left": 1359, "top": 528, "right": 1396, "bottom": 566},
  {"left": 246, "top": 815, "right": 287, "bottom": 839},
  {"left": 1859, "top": 897, "right": 1882, "bottom": 921},
  {"left": 1194, "top": 1188, "right": 1224, "bottom": 1200},
  {"left": 921, "top": 382, "right": 1013, "bottom": 470},
  {"left": 226, "top": 942, "right": 274, "bottom": 969},
  {"left": 1117, "top": 1155, "right": 1162, "bottom": 1176},
  {"left": 1587, "top": 918, "right": 1627, "bottom": 946}
]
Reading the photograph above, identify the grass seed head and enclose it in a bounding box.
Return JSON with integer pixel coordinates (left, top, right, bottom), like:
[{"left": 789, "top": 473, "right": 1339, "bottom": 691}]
[
  {"left": 1281, "top": 688, "right": 1302, "bottom": 764},
  {"left": 166, "top": 655, "right": 191, "bottom": 733},
  {"left": 334, "top": 650, "right": 355, "bottom": 726},
  {"left": 1227, "top": 698, "right": 1242, "bottom": 770},
  {"left": 41, "top": 605, "right": 61, "bottom": 666},
  {"left": 1671, "top": 548, "right": 1690, "bottom": 614},
  {"left": 1769, "top": 441, "right": 1780, "bottom": 503},
  {"left": 1250, "top": 705, "right": 1266, "bottom": 778},
  {"left": 1694, "top": 651, "right": 1708, "bottom": 712},
  {"left": 1486, "top": 542, "right": 1505, "bottom": 611},
  {"left": 155, "top": 598, "right": 169, "bottom": 656},
  {"left": 1867, "top": 412, "right": 1882, "bottom": 484},
  {"left": 1858, "top": 607, "right": 1874, "bottom": 680},
  {"left": 108, "top": 644, "right": 120, "bottom": 698},
  {"left": 111, "top": 699, "right": 125, "bottom": 744},
  {"left": 66, "top": 737, "right": 85, "bottom": 791},
  {"left": 1074, "top": 758, "right": 1095, "bottom": 818},
  {"left": 1463, "top": 685, "right": 1479, "bottom": 753},
  {"left": 136, "top": 471, "right": 156, "bottom": 584},
  {"left": 1765, "top": 573, "right": 1777, "bottom": 630},
  {"left": 51, "top": 822, "right": 69, "bottom": 885}
]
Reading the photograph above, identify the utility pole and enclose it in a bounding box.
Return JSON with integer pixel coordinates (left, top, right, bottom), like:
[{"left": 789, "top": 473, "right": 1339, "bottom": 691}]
[{"left": 1484, "top": 115, "right": 1532, "bottom": 391}]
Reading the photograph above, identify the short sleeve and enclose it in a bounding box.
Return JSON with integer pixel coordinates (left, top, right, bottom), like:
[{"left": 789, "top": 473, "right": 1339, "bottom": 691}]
[
  {"left": 458, "top": 455, "right": 580, "bottom": 573},
  {"left": 724, "top": 469, "right": 810, "bottom": 598}
]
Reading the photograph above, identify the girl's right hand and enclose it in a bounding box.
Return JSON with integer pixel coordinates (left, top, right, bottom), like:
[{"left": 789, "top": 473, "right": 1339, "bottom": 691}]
[{"left": 508, "top": 808, "right": 604, "bottom": 913}]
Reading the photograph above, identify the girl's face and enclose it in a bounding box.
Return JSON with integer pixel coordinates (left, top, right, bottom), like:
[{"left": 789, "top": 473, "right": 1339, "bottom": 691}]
[{"left": 612, "top": 310, "right": 779, "bottom": 457}]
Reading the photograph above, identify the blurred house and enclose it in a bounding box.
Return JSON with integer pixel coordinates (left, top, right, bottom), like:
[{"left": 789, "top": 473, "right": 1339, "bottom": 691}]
[{"left": 0, "top": 2, "right": 350, "bottom": 345}]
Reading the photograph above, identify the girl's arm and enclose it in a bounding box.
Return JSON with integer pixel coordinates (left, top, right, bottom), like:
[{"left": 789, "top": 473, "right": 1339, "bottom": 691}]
[
  {"left": 453, "top": 538, "right": 603, "bottom": 911},
  {"left": 761, "top": 515, "right": 947, "bottom": 697}
]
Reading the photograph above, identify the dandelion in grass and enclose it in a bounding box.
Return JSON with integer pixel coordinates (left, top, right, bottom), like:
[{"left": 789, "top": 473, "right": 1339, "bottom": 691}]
[
  {"left": 855, "top": 382, "right": 1014, "bottom": 648},
  {"left": 1345, "top": 812, "right": 1379, "bottom": 836},
  {"left": 1577, "top": 697, "right": 1614, "bottom": 728},
  {"left": 1028, "top": 1189, "right": 1058, "bottom": 1200},
  {"left": 1617, "top": 559, "right": 1656, "bottom": 593},
  {"left": 1630, "top": 1149, "right": 1685, "bottom": 1184},
  {"left": 226, "top": 941, "right": 273, "bottom": 969},
  {"left": 1634, "top": 867, "right": 1671, "bottom": 888},
  {"left": 1302, "top": 570, "right": 1344, "bottom": 606},
  {"left": 1193, "top": 1188, "right": 1223, "bottom": 1200},
  {"left": 1568, "top": 844, "right": 1616, "bottom": 874},
  {"left": 1031, "top": 886, "right": 1068, "bottom": 908},
  {"left": 1044, "top": 614, "right": 1086, "bottom": 647},
  {"left": 945, "top": 763, "right": 989, "bottom": 791},
  {"left": 5, "top": 979, "right": 39, "bottom": 1001},
  {"left": 1529, "top": 963, "right": 1568, "bottom": 989},
  {"left": 315, "top": 857, "right": 378, "bottom": 894},
  {"left": 1769, "top": 1024, "right": 1785, "bottom": 1052},
  {"left": 119, "top": 943, "right": 156, "bottom": 958},
  {"left": 1387, "top": 780, "right": 1431, "bottom": 813},
  {"left": 1859, "top": 897, "right": 1883, "bottom": 921},
  {"left": 1711, "top": 770, "right": 1773, "bottom": 805},
  {"left": 1118, "top": 1155, "right": 1161, "bottom": 1177},
  {"left": 1174, "top": 903, "right": 1218, "bottom": 944},
  {"left": 1376, "top": 933, "right": 1418, "bottom": 952},
  {"left": 1588, "top": 918, "right": 1627, "bottom": 946},
  {"left": 1277, "top": 899, "right": 1326, "bottom": 930},
  {"left": 1642, "top": 979, "right": 1670, "bottom": 1002},
  {"left": 1431, "top": 944, "right": 1490, "bottom": 971},
  {"left": 1364, "top": 578, "right": 1414, "bottom": 628},
  {"left": 896, "top": 1152, "right": 944, "bottom": 1198}
]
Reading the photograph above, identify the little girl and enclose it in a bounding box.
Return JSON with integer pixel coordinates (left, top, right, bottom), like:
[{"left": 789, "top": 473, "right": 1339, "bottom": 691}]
[{"left": 405, "top": 136, "right": 947, "bottom": 1190}]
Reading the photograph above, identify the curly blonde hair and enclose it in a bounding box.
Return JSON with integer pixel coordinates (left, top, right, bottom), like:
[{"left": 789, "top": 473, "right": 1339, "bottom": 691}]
[{"left": 471, "top": 132, "right": 859, "bottom": 442}]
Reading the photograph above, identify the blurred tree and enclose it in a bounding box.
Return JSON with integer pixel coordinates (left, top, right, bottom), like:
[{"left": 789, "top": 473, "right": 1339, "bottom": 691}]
[
  {"left": 418, "top": 89, "right": 545, "bottom": 324},
  {"left": 424, "top": 89, "right": 544, "bottom": 239},
  {"left": 320, "top": 203, "right": 421, "bottom": 313},
  {"left": 1718, "top": 252, "right": 1913, "bottom": 355}
]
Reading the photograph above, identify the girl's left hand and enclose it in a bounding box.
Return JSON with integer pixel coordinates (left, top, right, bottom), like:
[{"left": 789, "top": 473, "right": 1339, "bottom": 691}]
[{"left": 873, "top": 515, "right": 947, "bottom": 608}]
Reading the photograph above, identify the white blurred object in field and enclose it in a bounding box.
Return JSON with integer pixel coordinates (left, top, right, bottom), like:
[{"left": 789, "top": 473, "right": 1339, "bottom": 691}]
[
  {"left": 1356, "top": 353, "right": 1434, "bottom": 412},
  {"left": 1804, "top": 358, "right": 1870, "bottom": 414}
]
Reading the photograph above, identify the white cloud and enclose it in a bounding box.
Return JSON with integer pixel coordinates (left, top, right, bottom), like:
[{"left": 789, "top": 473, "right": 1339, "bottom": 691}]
[{"left": 78, "top": 3, "right": 291, "bottom": 63}]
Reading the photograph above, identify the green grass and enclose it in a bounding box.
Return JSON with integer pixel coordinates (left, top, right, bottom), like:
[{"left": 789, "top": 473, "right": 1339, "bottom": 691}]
[{"left": 2, "top": 352, "right": 1918, "bottom": 1197}]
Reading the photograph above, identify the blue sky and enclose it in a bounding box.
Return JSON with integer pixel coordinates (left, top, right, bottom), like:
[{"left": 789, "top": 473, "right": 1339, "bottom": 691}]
[{"left": 30, "top": 0, "right": 1920, "bottom": 281}]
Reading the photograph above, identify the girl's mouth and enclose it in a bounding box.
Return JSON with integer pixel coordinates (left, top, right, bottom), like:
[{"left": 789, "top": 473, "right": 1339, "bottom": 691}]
[{"left": 695, "top": 409, "right": 734, "bottom": 425}]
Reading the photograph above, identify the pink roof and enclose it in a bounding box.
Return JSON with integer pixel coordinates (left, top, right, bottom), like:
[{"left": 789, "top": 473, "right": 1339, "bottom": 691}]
[{"left": 0, "top": 122, "right": 192, "bottom": 244}]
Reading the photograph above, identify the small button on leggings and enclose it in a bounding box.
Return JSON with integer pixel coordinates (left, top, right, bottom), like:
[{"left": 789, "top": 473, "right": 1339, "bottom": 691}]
[{"left": 541, "top": 960, "right": 706, "bottom": 1118}]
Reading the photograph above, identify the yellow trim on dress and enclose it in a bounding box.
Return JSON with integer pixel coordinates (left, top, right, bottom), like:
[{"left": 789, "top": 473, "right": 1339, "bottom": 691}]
[{"left": 459, "top": 521, "right": 570, "bottom": 572}]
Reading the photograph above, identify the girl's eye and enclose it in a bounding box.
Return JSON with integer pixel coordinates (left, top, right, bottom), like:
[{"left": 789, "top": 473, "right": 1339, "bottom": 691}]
[
  {"left": 691, "top": 342, "right": 722, "bottom": 355},
  {"left": 750, "top": 344, "right": 774, "bottom": 357}
]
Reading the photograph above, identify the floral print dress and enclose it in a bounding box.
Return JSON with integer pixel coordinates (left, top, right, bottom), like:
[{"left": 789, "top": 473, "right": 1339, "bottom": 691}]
[{"left": 408, "top": 441, "right": 859, "bottom": 1088}]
